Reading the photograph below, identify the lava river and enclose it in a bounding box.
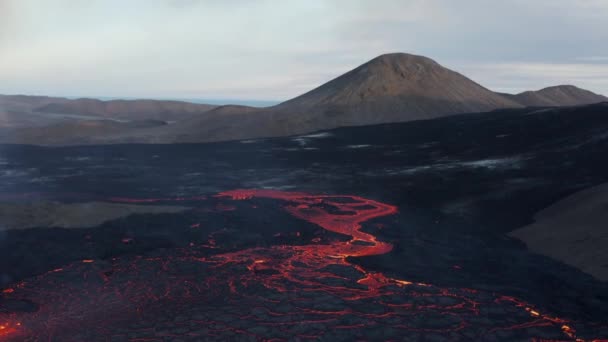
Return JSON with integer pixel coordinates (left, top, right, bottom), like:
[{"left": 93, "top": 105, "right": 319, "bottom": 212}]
[{"left": 0, "top": 190, "right": 605, "bottom": 341}]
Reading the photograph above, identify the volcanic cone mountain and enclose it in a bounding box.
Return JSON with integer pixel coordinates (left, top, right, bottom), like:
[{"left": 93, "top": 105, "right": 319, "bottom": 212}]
[
  {"left": 148, "top": 53, "right": 524, "bottom": 143},
  {"left": 277, "top": 53, "right": 522, "bottom": 120},
  {"left": 2, "top": 53, "right": 607, "bottom": 145}
]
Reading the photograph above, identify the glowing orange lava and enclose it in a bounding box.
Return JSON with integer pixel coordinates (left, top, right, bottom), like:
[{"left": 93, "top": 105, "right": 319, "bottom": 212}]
[
  {"left": 0, "top": 189, "right": 605, "bottom": 341},
  {"left": 0, "top": 322, "right": 19, "bottom": 339}
]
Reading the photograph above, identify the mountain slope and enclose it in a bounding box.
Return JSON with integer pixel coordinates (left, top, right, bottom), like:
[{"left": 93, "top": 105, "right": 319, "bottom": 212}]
[
  {"left": 505, "top": 85, "right": 608, "bottom": 107},
  {"left": 36, "top": 98, "right": 217, "bottom": 121},
  {"left": 0, "top": 95, "right": 71, "bottom": 112},
  {"left": 150, "top": 53, "right": 525, "bottom": 143},
  {"left": 2, "top": 53, "right": 607, "bottom": 145},
  {"left": 0, "top": 95, "right": 218, "bottom": 128},
  {"left": 278, "top": 53, "right": 522, "bottom": 117}
]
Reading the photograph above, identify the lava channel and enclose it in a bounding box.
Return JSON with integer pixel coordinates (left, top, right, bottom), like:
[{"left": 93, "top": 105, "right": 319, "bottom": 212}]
[{"left": 0, "top": 189, "right": 606, "bottom": 341}]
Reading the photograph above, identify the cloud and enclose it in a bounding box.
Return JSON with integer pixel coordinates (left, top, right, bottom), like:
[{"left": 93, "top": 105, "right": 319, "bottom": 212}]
[
  {"left": 0, "top": 0, "right": 607, "bottom": 99},
  {"left": 0, "top": 0, "right": 16, "bottom": 44}
]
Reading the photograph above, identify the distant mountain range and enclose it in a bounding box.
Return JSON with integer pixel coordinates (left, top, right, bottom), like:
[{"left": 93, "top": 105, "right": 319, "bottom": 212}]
[
  {"left": 0, "top": 95, "right": 217, "bottom": 123},
  {"left": 1, "top": 53, "right": 606, "bottom": 145}
]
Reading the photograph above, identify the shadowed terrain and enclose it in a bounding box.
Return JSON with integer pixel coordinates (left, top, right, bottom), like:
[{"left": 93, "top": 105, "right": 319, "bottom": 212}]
[
  {"left": 1, "top": 103, "right": 608, "bottom": 340},
  {"left": 510, "top": 182, "right": 608, "bottom": 281},
  {"left": 0, "top": 201, "right": 190, "bottom": 230}
]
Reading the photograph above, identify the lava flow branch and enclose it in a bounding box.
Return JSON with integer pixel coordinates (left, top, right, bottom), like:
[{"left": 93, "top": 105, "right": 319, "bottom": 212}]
[{"left": 0, "top": 189, "right": 603, "bottom": 341}]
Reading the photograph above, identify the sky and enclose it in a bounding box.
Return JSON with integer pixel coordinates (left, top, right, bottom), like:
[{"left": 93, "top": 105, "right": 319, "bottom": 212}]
[{"left": 1, "top": 0, "right": 608, "bottom": 101}]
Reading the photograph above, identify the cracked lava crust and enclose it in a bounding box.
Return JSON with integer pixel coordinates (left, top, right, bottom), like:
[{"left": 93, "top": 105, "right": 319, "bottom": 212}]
[{"left": 0, "top": 190, "right": 604, "bottom": 341}]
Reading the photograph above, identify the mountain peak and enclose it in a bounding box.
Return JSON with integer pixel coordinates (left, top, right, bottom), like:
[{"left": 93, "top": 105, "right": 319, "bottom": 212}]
[
  {"left": 351, "top": 53, "right": 444, "bottom": 81},
  {"left": 366, "top": 52, "right": 440, "bottom": 67},
  {"left": 541, "top": 84, "right": 581, "bottom": 90},
  {"left": 280, "top": 52, "right": 519, "bottom": 113}
]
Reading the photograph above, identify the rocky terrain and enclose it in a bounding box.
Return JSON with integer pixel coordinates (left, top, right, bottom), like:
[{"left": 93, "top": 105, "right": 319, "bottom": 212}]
[
  {"left": 510, "top": 182, "right": 608, "bottom": 281},
  {"left": 1, "top": 102, "right": 608, "bottom": 340},
  {"left": 0, "top": 201, "right": 190, "bottom": 231}
]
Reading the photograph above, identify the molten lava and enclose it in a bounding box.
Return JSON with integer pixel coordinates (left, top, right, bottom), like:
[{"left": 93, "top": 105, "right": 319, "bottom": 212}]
[{"left": 0, "top": 189, "right": 605, "bottom": 341}]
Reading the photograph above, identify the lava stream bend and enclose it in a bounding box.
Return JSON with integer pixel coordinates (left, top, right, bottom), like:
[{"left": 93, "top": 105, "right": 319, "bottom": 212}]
[{"left": 0, "top": 189, "right": 599, "bottom": 341}]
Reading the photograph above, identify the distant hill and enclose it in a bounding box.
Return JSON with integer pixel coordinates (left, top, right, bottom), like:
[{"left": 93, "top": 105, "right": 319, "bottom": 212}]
[
  {"left": 0, "top": 94, "right": 70, "bottom": 113},
  {"left": 146, "top": 53, "right": 526, "bottom": 143},
  {"left": 0, "top": 95, "right": 218, "bottom": 128},
  {"left": 503, "top": 85, "right": 608, "bottom": 107},
  {"left": 2, "top": 53, "right": 607, "bottom": 145},
  {"left": 35, "top": 98, "right": 217, "bottom": 122},
  {"left": 0, "top": 95, "right": 72, "bottom": 128}
]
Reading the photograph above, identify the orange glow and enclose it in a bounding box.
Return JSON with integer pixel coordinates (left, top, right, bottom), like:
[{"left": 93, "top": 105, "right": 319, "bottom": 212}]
[
  {"left": 0, "top": 322, "right": 19, "bottom": 337},
  {"left": 0, "top": 189, "right": 601, "bottom": 340},
  {"left": 395, "top": 280, "right": 413, "bottom": 286},
  {"left": 561, "top": 324, "right": 578, "bottom": 339}
]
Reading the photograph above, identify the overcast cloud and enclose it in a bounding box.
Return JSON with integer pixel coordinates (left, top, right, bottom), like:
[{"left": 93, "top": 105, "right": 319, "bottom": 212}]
[{"left": 1, "top": 0, "right": 607, "bottom": 100}]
